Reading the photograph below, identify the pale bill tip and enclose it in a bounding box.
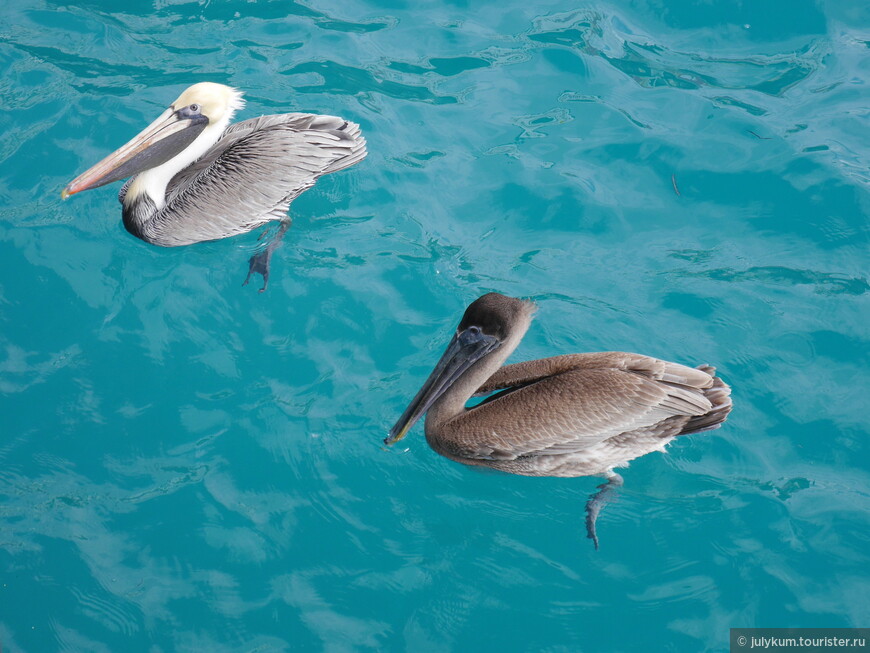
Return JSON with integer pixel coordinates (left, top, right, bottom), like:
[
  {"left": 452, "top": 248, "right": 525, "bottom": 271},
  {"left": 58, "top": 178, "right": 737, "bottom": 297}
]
[{"left": 384, "top": 425, "right": 409, "bottom": 446}]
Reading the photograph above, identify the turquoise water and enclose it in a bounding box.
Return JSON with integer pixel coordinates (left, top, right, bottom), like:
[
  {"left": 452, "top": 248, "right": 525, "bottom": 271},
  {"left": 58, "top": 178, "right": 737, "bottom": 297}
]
[{"left": 2, "top": 0, "right": 869, "bottom": 650}]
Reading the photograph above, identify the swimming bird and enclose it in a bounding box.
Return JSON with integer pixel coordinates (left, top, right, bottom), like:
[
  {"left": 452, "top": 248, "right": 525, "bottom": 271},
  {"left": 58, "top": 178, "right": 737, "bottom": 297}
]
[
  {"left": 386, "top": 292, "right": 732, "bottom": 548},
  {"left": 62, "top": 82, "right": 367, "bottom": 290}
]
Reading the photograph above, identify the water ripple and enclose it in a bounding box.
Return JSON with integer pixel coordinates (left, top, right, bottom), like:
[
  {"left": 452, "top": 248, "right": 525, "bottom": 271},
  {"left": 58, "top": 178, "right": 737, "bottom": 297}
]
[
  {"left": 672, "top": 265, "right": 869, "bottom": 295},
  {"left": 282, "top": 60, "right": 459, "bottom": 104},
  {"left": 2, "top": 0, "right": 869, "bottom": 650},
  {"left": 527, "top": 9, "right": 819, "bottom": 95}
]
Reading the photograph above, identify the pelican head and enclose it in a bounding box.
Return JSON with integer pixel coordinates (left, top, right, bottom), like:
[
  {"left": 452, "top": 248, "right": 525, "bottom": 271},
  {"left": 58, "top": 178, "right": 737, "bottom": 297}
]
[
  {"left": 385, "top": 293, "right": 537, "bottom": 445},
  {"left": 62, "top": 82, "right": 246, "bottom": 200}
]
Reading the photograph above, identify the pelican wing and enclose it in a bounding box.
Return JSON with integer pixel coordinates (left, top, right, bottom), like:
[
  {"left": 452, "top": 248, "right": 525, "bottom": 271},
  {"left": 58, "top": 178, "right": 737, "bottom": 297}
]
[
  {"left": 446, "top": 352, "right": 717, "bottom": 460},
  {"left": 128, "top": 113, "right": 366, "bottom": 246},
  {"left": 475, "top": 352, "right": 713, "bottom": 395}
]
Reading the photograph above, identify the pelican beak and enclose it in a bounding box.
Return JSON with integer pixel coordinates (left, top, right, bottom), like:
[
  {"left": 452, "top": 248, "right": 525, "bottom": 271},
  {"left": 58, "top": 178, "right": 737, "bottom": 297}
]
[
  {"left": 385, "top": 327, "right": 500, "bottom": 445},
  {"left": 61, "top": 105, "right": 209, "bottom": 199}
]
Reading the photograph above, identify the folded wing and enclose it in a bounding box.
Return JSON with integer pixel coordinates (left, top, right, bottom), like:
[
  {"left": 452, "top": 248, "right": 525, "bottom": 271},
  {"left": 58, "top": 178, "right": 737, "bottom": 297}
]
[
  {"left": 122, "top": 113, "right": 367, "bottom": 246},
  {"left": 444, "top": 352, "right": 729, "bottom": 461}
]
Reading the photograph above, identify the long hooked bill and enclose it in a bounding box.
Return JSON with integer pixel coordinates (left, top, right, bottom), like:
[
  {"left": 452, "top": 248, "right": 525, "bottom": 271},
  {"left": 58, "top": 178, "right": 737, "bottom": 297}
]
[
  {"left": 61, "top": 107, "right": 206, "bottom": 199},
  {"left": 385, "top": 328, "right": 500, "bottom": 445}
]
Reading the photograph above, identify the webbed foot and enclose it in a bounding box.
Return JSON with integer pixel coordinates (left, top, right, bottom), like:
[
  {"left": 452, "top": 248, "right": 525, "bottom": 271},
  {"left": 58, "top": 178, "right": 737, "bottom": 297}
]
[
  {"left": 585, "top": 472, "right": 624, "bottom": 550},
  {"left": 243, "top": 220, "right": 290, "bottom": 292}
]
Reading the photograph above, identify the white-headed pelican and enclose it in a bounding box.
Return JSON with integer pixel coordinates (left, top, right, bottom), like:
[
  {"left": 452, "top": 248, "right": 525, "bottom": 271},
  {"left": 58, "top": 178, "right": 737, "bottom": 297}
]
[{"left": 63, "top": 82, "right": 367, "bottom": 290}]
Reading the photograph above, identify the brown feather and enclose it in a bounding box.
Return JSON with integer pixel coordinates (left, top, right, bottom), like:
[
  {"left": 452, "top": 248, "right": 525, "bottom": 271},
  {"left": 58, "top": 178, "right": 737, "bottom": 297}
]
[{"left": 407, "top": 296, "right": 733, "bottom": 478}]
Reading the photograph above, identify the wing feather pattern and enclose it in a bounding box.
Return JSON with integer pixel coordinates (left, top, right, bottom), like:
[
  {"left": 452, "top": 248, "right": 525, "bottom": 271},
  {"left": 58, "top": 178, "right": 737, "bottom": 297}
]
[
  {"left": 132, "top": 113, "right": 366, "bottom": 246},
  {"left": 442, "top": 352, "right": 723, "bottom": 461}
]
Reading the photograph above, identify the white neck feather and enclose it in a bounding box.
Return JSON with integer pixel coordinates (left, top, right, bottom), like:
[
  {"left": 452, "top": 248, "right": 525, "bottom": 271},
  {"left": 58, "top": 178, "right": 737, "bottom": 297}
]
[{"left": 123, "top": 111, "right": 232, "bottom": 210}]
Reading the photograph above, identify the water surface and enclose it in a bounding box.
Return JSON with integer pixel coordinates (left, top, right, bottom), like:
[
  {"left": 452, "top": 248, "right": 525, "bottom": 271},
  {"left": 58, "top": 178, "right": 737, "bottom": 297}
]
[{"left": 1, "top": 0, "right": 868, "bottom": 651}]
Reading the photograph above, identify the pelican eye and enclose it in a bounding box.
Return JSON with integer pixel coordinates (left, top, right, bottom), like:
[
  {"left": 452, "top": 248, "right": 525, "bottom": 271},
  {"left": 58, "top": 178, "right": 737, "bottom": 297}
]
[
  {"left": 467, "top": 326, "right": 482, "bottom": 336},
  {"left": 189, "top": 103, "right": 200, "bottom": 113}
]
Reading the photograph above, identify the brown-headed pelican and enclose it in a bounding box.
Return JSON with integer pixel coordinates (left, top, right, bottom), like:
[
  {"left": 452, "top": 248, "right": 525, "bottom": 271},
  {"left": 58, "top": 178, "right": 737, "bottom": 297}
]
[
  {"left": 386, "top": 292, "right": 733, "bottom": 548},
  {"left": 62, "top": 82, "right": 367, "bottom": 290}
]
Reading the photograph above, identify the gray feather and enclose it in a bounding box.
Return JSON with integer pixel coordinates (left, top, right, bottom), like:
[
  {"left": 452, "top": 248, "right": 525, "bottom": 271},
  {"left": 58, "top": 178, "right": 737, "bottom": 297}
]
[{"left": 120, "top": 113, "right": 367, "bottom": 247}]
